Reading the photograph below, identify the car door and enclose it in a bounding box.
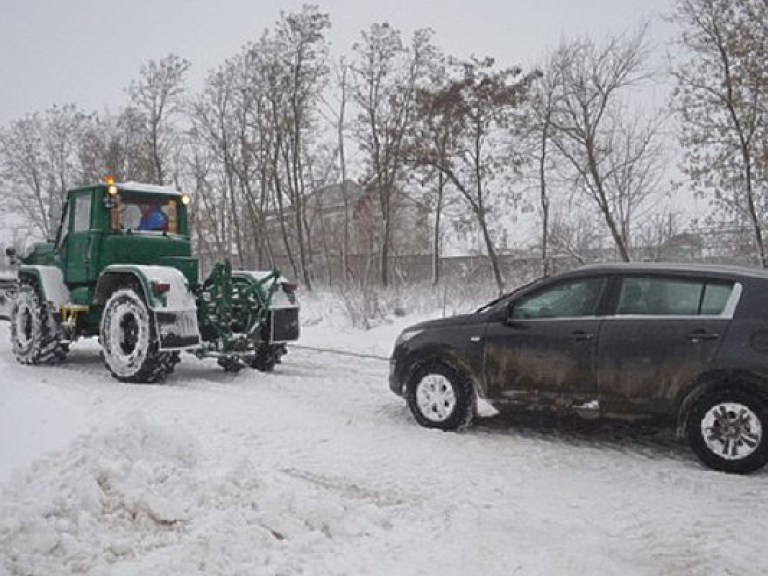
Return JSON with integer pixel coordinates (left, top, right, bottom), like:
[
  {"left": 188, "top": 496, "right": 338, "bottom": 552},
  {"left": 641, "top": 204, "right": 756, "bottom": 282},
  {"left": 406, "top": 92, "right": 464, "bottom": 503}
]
[
  {"left": 482, "top": 276, "right": 607, "bottom": 408},
  {"left": 597, "top": 275, "right": 738, "bottom": 417}
]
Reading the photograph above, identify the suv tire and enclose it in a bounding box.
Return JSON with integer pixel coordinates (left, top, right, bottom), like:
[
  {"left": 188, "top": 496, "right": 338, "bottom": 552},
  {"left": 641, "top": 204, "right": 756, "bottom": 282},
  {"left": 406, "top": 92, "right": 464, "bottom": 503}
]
[
  {"left": 686, "top": 388, "right": 768, "bottom": 474},
  {"left": 406, "top": 360, "right": 476, "bottom": 430}
]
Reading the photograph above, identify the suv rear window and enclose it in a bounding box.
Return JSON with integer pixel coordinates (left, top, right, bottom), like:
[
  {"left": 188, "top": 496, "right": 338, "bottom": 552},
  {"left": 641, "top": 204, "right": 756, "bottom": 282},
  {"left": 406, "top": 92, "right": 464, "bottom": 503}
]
[{"left": 616, "top": 278, "right": 734, "bottom": 316}]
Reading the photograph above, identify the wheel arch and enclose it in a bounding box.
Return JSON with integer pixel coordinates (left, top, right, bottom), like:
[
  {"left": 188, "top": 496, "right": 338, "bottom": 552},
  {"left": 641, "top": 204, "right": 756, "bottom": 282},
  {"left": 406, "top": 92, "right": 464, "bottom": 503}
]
[
  {"left": 403, "top": 348, "right": 479, "bottom": 430},
  {"left": 18, "top": 265, "right": 69, "bottom": 310},
  {"left": 97, "top": 265, "right": 201, "bottom": 353},
  {"left": 95, "top": 270, "right": 146, "bottom": 307},
  {"left": 402, "top": 346, "right": 480, "bottom": 397},
  {"left": 96, "top": 265, "right": 196, "bottom": 310},
  {"left": 675, "top": 370, "right": 768, "bottom": 438}
]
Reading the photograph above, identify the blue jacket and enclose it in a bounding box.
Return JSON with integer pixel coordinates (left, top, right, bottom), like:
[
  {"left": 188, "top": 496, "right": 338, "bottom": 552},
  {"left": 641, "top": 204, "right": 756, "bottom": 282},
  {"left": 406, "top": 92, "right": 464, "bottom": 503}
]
[{"left": 139, "top": 208, "right": 168, "bottom": 231}]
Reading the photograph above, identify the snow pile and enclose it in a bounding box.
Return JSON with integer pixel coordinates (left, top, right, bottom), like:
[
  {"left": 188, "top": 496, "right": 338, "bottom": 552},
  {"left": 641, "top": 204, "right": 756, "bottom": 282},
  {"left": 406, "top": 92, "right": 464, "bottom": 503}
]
[
  {"left": 4, "top": 310, "right": 768, "bottom": 575},
  {"left": 0, "top": 412, "right": 405, "bottom": 575}
]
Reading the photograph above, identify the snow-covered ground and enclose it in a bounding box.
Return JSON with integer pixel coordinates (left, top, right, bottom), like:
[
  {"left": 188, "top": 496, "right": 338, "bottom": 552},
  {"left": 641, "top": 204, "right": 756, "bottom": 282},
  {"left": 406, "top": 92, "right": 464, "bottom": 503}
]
[{"left": 1, "top": 305, "right": 767, "bottom": 576}]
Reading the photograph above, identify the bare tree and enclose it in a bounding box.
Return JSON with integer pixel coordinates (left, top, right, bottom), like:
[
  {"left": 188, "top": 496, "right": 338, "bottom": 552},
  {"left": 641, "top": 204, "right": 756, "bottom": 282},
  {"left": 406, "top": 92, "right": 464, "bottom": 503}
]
[
  {"left": 127, "top": 53, "right": 190, "bottom": 185},
  {"left": 42, "top": 104, "right": 91, "bottom": 201},
  {"left": 409, "top": 47, "right": 454, "bottom": 286},
  {"left": 527, "top": 57, "right": 561, "bottom": 276},
  {"left": 351, "top": 24, "right": 436, "bottom": 287},
  {"left": 331, "top": 58, "right": 354, "bottom": 281},
  {"left": 77, "top": 112, "right": 122, "bottom": 183},
  {"left": 605, "top": 111, "right": 667, "bottom": 248},
  {"left": 273, "top": 6, "right": 330, "bottom": 290},
  {"left": 191, "top": 58, "right": 250, "bottom": 267},
  {"left": 0, "top": 114, "right": 50, "bottom": 238},
  {"left": 113, "top": 106, "right": 155, "bottom": 181},
  {"left": 549, "top": 208, "right": 603, "bottom": 267},
  {"left": 548, "top": 28, "right": 664, "bottom": 262},
  {"left": 636, "top": 211, "right": 686, "bottom": 261},
  {"left": 410, "top": 57, "right": 538, "bottom": 293},
  {"left": 671, "top": 0, "right": 768, "bottom": 267},
  {"left": 188, "top": 6, "right": 330, "bottom": 283},
  {"left": 186, "top": 141, "right": 228, "bottom": 272},
  {"left": 0, "top": 105, "right": 90, "bottom": 240},
  {"left": 242, "top": 6, "right": 331, "bottom": 290}
]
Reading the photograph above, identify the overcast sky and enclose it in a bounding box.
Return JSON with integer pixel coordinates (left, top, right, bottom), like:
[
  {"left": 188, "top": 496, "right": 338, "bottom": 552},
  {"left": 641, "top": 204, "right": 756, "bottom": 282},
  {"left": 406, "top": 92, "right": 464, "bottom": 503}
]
[{"left": 0, "top": 0, "right": 675, "bottom": 126}]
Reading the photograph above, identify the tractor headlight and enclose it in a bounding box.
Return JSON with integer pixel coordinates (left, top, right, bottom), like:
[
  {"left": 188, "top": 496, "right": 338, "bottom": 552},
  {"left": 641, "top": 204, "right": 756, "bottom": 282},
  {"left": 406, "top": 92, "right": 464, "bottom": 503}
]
[
  {"left": 181, "top": 193, "right": 191, "bottom": 206},
  {"left": 105, "top": 175, "right": 118, "bottom": 195}
]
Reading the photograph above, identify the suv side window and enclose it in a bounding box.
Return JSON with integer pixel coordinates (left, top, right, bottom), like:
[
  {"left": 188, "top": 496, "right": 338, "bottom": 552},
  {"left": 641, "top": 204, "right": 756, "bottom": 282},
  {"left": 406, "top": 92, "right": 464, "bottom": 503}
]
[
  {"left": 511, "top": 278, "right": 606, "bottom": 319},
  {"left": 616, "top": 277, "right": 734, "bottom": 316}
]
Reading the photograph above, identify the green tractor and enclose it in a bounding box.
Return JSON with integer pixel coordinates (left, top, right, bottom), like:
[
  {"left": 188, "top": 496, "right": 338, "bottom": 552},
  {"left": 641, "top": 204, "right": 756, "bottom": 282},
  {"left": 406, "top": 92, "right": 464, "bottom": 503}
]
[{"left": 5, "top": 180, "right": 299, "bottom": 383}]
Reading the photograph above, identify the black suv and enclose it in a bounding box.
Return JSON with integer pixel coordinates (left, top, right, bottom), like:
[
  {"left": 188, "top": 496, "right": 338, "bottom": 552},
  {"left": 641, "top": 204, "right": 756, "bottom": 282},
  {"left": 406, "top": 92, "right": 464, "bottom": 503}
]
[{"left": 390, "top": 263, "right": 768, "bottom": 473}]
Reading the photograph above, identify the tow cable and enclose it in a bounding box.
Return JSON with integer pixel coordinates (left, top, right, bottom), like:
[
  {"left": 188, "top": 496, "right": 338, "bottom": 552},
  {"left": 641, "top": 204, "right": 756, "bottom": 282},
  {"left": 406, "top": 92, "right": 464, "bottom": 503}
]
[{"left": 290, "top": 344, "right": 390, "bottom": 362}]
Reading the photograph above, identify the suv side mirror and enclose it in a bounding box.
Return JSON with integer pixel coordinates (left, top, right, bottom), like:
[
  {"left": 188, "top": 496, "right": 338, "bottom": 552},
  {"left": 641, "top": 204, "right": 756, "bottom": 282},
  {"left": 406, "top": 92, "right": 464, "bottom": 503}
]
[{"left": 504, "top": 303, "right": 521, "bottom": 325}]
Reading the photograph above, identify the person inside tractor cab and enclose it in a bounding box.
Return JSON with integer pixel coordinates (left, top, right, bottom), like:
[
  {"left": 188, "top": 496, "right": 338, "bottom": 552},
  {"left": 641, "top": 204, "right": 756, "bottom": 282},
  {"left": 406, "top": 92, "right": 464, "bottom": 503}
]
[{"left": 138, "top": 203, "right": 168, "bottom": 231}]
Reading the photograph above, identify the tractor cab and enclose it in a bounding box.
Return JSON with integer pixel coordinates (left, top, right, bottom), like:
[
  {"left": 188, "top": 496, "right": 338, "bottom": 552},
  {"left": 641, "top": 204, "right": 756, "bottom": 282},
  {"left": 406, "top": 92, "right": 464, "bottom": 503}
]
[
  {"left": 104, "top": 182, "right": 190, "bottom": 235},
  {"left": 50, "top": 180, "right": 198, "bottom": 303}
]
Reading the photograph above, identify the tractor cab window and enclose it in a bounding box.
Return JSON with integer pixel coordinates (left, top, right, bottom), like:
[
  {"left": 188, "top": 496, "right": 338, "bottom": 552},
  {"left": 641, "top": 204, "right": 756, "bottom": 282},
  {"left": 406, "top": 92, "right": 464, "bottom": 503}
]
[
  {"left": 73, "top": 194, "right": 92, "bottom": 232},
  {"left": 113, "top": 193, "right": 179, "bottom": 234}
]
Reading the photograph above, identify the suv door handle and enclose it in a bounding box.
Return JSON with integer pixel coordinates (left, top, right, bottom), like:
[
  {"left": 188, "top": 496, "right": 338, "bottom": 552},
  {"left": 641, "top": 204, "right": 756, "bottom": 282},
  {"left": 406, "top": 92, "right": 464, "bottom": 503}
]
[
  {"left": 572, "top": 330, "right": 594, "bottom": 342},
  {"left": 689, "top": 330, "right": 719, "bottom": 343}
]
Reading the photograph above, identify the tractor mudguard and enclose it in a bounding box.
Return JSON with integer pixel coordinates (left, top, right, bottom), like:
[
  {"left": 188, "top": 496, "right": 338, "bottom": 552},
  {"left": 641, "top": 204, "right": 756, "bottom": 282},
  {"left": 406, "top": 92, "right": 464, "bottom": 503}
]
[
  {"left": 18, "top": 265, "right": 70, "bottom": 310},
  {"left": 97, "top": 265, "right": 201, "bottom": 351}
]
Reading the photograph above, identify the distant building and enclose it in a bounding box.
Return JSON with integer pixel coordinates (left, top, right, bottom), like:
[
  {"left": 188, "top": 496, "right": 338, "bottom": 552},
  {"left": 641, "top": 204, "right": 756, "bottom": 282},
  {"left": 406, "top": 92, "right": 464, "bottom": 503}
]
[
  {"left": 656, "top": 232, "right": 703, "bottom": 262},
  {"left": 269, "top": 180, "right": 430, "bottom": 260}
]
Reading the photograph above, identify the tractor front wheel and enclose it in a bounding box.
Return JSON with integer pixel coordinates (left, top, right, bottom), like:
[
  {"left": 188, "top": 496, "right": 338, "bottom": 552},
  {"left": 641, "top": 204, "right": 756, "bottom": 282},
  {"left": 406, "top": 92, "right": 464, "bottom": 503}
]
[{"left": 100, "top": 288, "right": 167, "bottom": 384}]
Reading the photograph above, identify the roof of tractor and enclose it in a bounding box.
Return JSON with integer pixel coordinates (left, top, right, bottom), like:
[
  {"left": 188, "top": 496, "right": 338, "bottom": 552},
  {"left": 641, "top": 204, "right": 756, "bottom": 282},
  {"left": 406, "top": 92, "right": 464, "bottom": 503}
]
[
  {"left": 116, "top": 181, "right": 185, "bottom": 196},
  {"left": 69, "top": 181, "right": 185, "bottom": 197}
]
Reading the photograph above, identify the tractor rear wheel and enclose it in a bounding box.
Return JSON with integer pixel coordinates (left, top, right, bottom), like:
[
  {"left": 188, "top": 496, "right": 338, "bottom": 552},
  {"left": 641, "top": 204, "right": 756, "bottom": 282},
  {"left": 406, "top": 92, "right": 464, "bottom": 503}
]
[
  {"left": 159, "top": 351, "right": 181, "bottom": 374},
  {"left": 100, "top": 288, "right": 167, "bottom": 383},
  {"left": 217, "top": 356, "right": 244, "bottom": 373},
  {"left": 249, "top": 344, "right": 285, "bottom": 372},
  {"left": 10, "top": 283, "right": 67, "bottom": 365}
]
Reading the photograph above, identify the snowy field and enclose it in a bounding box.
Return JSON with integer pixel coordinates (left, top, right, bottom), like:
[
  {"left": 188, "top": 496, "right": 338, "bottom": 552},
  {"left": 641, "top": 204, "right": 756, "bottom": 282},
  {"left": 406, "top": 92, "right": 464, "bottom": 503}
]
[{"left": 1, "top": 300, "right": 768, "bottom": 576}]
